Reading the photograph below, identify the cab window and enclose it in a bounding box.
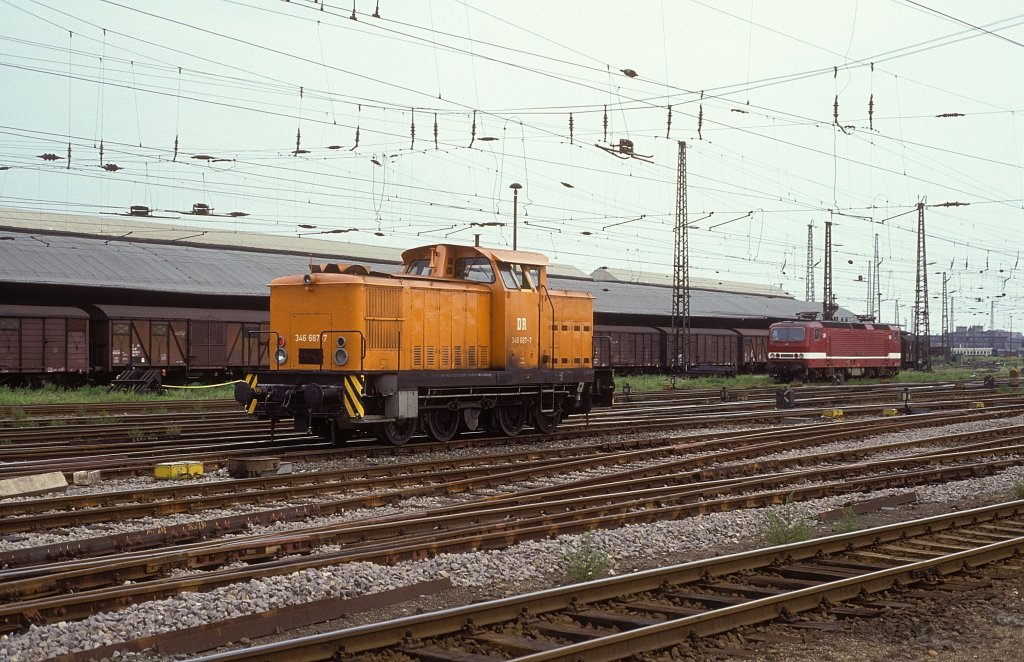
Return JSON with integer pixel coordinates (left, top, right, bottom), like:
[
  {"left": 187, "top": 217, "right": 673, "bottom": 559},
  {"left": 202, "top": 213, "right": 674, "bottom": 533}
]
[
  {"left": 405, "top": 259, "right": 432, "bottom": 275},
  {"left": 813, "top": 329, "right": 821, "bottom": 340},
  {"left": 498, "top": 263, "right": 523, "bottom": 289},
  {"left": 770, "top": 326, "right": 806, "bottom": 342},
  {"left": 527, "top": 267, "right": 541, "bottom": 288},
  {"left": 455, "top": 257, "right": 494, "bottom": 283}
]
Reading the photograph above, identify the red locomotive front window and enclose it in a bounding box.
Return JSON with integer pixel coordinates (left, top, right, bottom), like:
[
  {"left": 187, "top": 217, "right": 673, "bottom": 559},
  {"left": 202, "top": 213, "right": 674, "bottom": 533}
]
[{"left": 770, "top": 327, "right": 806, "bottom": 342}]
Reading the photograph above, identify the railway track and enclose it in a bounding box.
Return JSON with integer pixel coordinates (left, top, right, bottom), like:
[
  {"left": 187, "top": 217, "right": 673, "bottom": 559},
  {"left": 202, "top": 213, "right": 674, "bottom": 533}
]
[
  {"left": 2, "top": 384, "right": 1021, "bottom": 480},
  {"left": 1, "top": 406, "right": 1017, "bottom": 539},
  {"left": 161, "top": 501, "right": 1024, "bottom": 661},
  {"left": 3, "top": 407, "right": 1024, "bottom": 635}
]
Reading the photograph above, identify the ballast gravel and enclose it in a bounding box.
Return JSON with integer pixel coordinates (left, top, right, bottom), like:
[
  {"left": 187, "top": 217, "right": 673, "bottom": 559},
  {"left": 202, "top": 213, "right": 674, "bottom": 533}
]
[{"left": 3, "top": 416, "right": 1024, "bottom": 660}]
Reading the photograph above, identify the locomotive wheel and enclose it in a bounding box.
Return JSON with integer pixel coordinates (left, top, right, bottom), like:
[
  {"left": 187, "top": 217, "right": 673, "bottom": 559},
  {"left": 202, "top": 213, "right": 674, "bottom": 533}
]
[
  {"left": 495, "top": 405, "right": 528, "bottom": 437},
  {"left": 423, "top": 409, "right": 460, "bottom": 442},
  {"left": 376, "top": 418, "right": 417, "bottom": 446},
  {"left": 531, "top": 405, "right": 560, "bottom": 434}
]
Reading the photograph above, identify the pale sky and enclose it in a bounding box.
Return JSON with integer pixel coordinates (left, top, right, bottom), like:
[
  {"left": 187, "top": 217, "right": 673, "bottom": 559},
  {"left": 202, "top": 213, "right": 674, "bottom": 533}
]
[{"left": 2, "top": 1, "right": 1023, "bottom": 331}]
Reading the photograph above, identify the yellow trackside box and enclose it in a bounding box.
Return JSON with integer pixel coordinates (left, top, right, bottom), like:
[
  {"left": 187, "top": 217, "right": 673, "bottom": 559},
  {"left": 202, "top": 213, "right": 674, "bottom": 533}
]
[{"left": 154, "top": 460, "right": 204, "bottom": 480}]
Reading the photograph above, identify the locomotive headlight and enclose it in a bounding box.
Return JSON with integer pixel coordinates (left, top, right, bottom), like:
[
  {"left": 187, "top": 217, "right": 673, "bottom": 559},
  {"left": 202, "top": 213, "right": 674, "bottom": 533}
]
[
  {"left": 798, "top": 353, "right": 804, "bottom": 359},
  {"left": 274, "top": 347, "right": 288, "bottom": 364},
  {"left": 333, "top": 334, "right": 348, "bottom": 365}
]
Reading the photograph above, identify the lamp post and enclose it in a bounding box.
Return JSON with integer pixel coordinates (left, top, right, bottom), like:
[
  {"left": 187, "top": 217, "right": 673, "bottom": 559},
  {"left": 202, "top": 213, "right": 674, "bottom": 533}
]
[{"left": 509, "top": 182, "right": 522, "bottom": 250}]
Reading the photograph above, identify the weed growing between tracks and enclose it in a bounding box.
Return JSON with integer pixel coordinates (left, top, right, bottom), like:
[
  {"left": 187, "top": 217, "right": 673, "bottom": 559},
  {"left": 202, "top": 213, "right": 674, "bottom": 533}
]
[
  {"left": 1014, "top": 481, "right": 1024, "bottom": 499},
  {"left": 832, "top": 507, "right": 862, "bottom": 534},
  {"left": 562, "top": 531, "right": 613, "bottom": 583},
  {"left": 760, "top": 496, "right": 813, "bottom": 545}
]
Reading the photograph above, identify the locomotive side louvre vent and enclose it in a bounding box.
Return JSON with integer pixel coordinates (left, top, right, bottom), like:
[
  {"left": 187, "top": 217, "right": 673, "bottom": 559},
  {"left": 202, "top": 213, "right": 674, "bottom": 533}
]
[
  {"left": 454, "top": 346, "right": 463, "bottom": 368},
  {"left": 551, "top": 324, "right": 559, "bottom": 330},
  {"left": 366, "top": 286, "right": 402, "bottom": 350},
  {"left": 413, "top": 346, "right": 423, "bottom": 367},
  {"left": 441, "top": 346, "right": 450, "bottom": 367},
  {"left": 574, "top": 357, "right": 581, "bottom": 364},
  {"left": 562, "top": 324, "right": 568, "bottom": 331},
  {"left": 561, "top": 357, "right": 568, "bottom": 364},
  {"left": 468, "top": 346, "right": 477, "bottom": 366},
  {"left": 583, "top": 325, "right": 591, "bottom": 332},
  {"left": 573, "top": 325, "right": 580, "bottom": 331},
  {"left": 478, "top": 346, "right": 488, "bottom": 367},
  {"left": 584, "top": 357, "right": 591, "bottom": 364},
  {"left": 426, "top": 346, "right": 436, "bottom": 366}
]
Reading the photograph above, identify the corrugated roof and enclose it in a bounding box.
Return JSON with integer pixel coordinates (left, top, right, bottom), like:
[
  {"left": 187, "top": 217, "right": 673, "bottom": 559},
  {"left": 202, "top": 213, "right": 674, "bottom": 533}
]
[
  {"left": 0, "top": 220, "right": 858, "bottom": 322},
  {"left": 592, "top": 266, "right": 790, "bottom": 298},
  {"left": 0, "top": 207, "right": 589, "bottom": 278}
]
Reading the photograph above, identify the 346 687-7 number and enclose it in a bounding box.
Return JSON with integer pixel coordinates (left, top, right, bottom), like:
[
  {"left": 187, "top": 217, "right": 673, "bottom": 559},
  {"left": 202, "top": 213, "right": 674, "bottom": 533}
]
[{"left": 294, "top": 333, "right": 321, "bottom": 342}]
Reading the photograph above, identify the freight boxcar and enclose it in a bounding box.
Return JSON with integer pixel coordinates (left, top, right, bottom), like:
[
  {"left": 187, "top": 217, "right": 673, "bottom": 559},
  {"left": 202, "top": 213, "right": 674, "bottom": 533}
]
[
  {"left": 0, "top": 305, "right": 90, "bottom": 385},
  {"left": 593, "top": 325, "right": 769, "bottom": 375},
  {"left": 82, "top": 305, "right": 269, "bottom": 382}
]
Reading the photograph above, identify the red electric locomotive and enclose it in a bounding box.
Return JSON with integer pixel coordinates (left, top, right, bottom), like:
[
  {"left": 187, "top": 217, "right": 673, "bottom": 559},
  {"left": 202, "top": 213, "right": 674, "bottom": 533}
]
[{"left": 767, "top": 320, "right": 902, "bottom": 383}]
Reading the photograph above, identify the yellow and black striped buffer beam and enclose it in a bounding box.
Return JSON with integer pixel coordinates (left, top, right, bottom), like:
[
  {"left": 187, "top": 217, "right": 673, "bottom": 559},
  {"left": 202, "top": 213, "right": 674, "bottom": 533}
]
[
  {"left": 245, "top": 374, "right": 259, "bottom": 414},
  {"left": 342, "top": 374, "right": 365, "bottom": 419}
]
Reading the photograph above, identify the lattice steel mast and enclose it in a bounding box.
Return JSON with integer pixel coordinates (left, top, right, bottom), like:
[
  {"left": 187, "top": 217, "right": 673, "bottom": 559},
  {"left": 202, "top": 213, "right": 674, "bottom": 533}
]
[
  {"left": 912, "top": 202, "right": 931, "bottom": 370},
  {"left": 805, "top": 222, "right": 815, "bottom": 302},
  {"left": 671, "top": 141, "right": 690, "bottom": 374},
  {"left": 822, "top": 220, "right": 837, "bottom": 320}
]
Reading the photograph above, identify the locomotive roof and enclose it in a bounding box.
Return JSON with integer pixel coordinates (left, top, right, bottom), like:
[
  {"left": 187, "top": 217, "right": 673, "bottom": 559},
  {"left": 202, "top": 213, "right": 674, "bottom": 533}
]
[
  {"left": 400, "top": 244, "right": 549, "bottom": 267},
  {"left": 770, "top": 320, "right": 902, "bottom": 330}
]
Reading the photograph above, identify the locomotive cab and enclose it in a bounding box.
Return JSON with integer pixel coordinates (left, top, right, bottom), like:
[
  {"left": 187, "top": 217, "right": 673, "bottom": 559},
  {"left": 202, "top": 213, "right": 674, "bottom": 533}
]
[{"left": 237, "top": 243, "right": 613, "bottom": 445}]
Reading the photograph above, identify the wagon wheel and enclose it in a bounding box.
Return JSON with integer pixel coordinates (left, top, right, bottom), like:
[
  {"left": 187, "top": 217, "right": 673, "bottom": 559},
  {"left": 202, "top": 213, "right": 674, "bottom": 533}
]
[
  {"left": 376, "top": 418, "right": 417, "bottom": 446},
  {"left": 531, "top": 404, "right": 560, "bottom": 434},
  {"left": 494, "top": 405, "right": 528, "bottom": 437},
  {"left": 422, "top": 408, "right": 460, "bottom": 442}
]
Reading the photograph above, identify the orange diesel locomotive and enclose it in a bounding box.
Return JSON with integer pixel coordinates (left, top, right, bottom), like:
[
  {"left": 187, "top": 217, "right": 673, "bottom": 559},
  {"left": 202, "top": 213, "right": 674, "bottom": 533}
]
[{"left": 236, "top": 243, "right": 615, "bottom": 444}]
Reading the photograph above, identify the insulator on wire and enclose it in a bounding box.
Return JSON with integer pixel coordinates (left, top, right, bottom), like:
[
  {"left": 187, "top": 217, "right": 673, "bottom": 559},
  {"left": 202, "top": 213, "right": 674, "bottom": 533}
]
[
  {"left": 294, "top": 127, "right": 302, "bottom": 156},
  {"left": 99, "top": 140, "right": 104, "bottom": 166},
  {"left": 665, "top": 105, "right": 672, "bottom": 138},
  {"left": 173, "top": 135, "right": 179, "bottom": 162},
  {"left": 433, "top": 113, "right": 438, "bottom": 149},
  {"left": 833, "top": 96, "right": 839, "bottom": 125},
  {"left": 868, "top": 94, "right": 874, "bottom": 131},
  {"left": 569, "top": 113, "right": 574, "bottom": 144},
  {"left": 698, "top": 105, "right": 703, "bottom": 140},
  {"left": 410, "top": 108, "right": 416, "bottom": 150},
  {"left": 470, "top": 110, "right": 477, "bottom": 148},
  {"left": 67, "top": 142, "right": 71, "bottom": 169},
  {"left": 350, "top": 126, "right": 360, "bottom": 151},
  {"left": 602, "top": 105, "right": 608, "bottom": 142}
]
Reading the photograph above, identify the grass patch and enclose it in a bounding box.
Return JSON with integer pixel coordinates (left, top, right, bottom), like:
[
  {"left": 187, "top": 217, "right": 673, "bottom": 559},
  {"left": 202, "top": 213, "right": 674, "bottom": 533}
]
[
  {"left": 1014, "top": 481, "right": 1024, "bottom": 499},
  {"left": 831, "top": 507, "right": 861, "bottom": 534},
  {"left": 127, "top": 427, "right": 149, "bottom": 441},
  {"left": 761, "top": 497, "right": 813, "bottom": 545},
  {"left": 562, "top": 531, "right": 613, "bottom": 583},
  {"left": 0, "top": 384, "right": 235, "bottom": 407},
  {"left": 164, "top": 425, "right": 183, "bottom": 438}
]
